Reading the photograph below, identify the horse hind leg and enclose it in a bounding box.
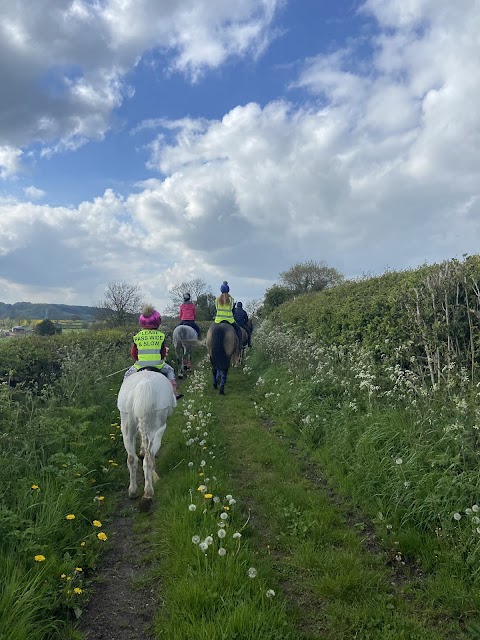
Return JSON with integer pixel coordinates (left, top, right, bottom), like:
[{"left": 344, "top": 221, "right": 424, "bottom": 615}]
[
  {"left": 219, "top": 370, "right": 227, "bottom": 395},
  {"left": 121, "top": 416, "right": 138, "bottom": 498}
]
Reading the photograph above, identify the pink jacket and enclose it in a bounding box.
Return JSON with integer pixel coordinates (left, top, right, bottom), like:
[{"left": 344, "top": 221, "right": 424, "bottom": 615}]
[{"left": 180, "top": 302, "right": 196, "bottom": 321}]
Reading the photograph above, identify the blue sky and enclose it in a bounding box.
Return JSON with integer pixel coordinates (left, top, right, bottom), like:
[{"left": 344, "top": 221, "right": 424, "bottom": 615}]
[{"left": 1, "top": 0, "right": 479, "bottom": 313}]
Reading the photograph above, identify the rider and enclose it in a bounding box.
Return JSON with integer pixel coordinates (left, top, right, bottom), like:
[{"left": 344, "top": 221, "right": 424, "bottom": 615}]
[
  {"left": 124, "top": 304, "right": 183, "bottom": 400},
  {"left": 233, "top": 301, "right": 251, "bottom": 347},
  {"left": 214, "top": 281, "right": 243, "bottom": 344},
  {"left": 179, "top": 292, "right": 201, "bottom": 338}
]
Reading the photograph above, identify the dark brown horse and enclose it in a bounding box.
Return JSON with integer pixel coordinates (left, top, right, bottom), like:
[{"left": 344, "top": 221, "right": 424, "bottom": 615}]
[{"left": 206, "top": 323, "right": 240, "bottom": 394}]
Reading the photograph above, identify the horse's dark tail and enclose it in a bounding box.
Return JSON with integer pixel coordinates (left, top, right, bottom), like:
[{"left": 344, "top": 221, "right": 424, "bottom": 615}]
[{"left": 211, "top": 324, "right": 231, "bottom": 372}]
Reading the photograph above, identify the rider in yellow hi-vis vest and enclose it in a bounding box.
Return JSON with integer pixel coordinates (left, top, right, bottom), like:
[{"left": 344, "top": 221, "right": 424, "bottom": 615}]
[
  {"left": 214, "top": 281, "right": 243, "bottom": 344},
  {"left": 123, "top": 304, "right": 183, "bottom": 400}
]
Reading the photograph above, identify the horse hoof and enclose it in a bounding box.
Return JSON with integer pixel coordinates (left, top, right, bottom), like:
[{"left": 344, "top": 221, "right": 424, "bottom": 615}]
[
  {"left": 128, "top": 491, "right": 138, "bottom": 500},
  {"left": 139, "top": 497, "right": 153, "bottom": 512}
]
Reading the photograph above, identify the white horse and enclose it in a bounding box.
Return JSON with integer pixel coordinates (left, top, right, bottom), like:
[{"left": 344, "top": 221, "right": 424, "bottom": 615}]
[
  {"left": 172, "top": 324, "right": 205, "bottom": 378},
  {"left": 117, "top": 371, "right": 176, "bottom": 511}
]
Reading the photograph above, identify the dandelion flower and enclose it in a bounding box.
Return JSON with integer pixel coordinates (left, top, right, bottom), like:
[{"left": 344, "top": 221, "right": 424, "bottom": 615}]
[
  {"left": 217, "top": 529, "right": 226, "bottom": 539},
  {"left": 228, "top": 499, "right": 236, "bottom": 506},
  {"left": 97, "top": 532, "right": 108, "bottom": 541},
  {"left": 192, "top": 535, "right": 200, "bottom": 544},
  {"left": 233, "top": 532, "right": 242, "bottom": 539},
  {"left": 65, "top": 514, "right": 76, "bottom": 520},
  {"left": 395, "top": 458, "right": 403, "bottom": 465},
  {"left": 218, "top": 548, "right": 227, "bottom": 557},
  {"left": 96, "top": 496, "right": 105, "bottom": 501},
  {"left": 80, "top": 542, "right": 86, "bottom": 547},
  {"left": 73, "top": 587, "right": 83, "bottom": 594},
  {"left": 266, "top": 589, "right": 276, "bottom": 598},
  {"left": 473, "top": 505, "right": 480, "bottom": 513},
  {"left": 205, "top": 536, "right": 214, "bottom": 545},
  {"left": 188, "top": 462, "right": 194, "bottom": 467},
  {"left": 34, "top": 555, "right": 46, "bottom": 562},
  {"left": 197, "top": 485, "right": 206, "bottom": 492},
  {"left": 92, "top": 520, "right": 102, "bottom": 527},
  {"left": 453, "top": 512, "right": 462, "bottom": 521},
  {"left": 247, "top": 567, "right": 257, "bottom": 578},
  {"left": 213, "top": 496, "right": 220, "bottom": 503},
  {"left": 199, "top": 541, "right": 208, "bottom": 552},
  {"left": 223, "top": 506, "right": 230, "bottom": 511},
  {"left": 60, "top": 573, "right": 67, "bottom": 579},
  {"left": 220, "top": 512, "right": 228, "bottom": 520},
  {"left": 31, "top": 484, "right": 39, "bottom": 490},
  {"left": 75, "top": 567, "right": 83, "bottom": 572},
  {"left": 188, "top": 504, "right": 196, "bottom": 512},
  {"left": 204, "top": 493, "right": 213, "bottom": 499}
]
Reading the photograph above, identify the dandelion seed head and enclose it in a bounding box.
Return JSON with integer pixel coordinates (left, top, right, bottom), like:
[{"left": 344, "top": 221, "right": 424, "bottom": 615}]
[{"left": 247, "top": 567, "right": 257, "bottom": 578}]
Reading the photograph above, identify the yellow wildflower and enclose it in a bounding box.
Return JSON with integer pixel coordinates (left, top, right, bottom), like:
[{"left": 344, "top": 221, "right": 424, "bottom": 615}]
[
  {"left": 60, "top": 573, "right": 67, "bottom": 579},
  {"left": 97, "top": 532, "right": 108, "bottom": 541},
  {"left": 31, "top": 484, "right": 39, "bottom": 490},
  {"left": 34, "top": 555, "right": 46, "bottom": 562},
  {"left": 92, "top": 520, "right": 102, "bottom": 527},
  {"left": 75, "top": 567, "right": 83, "bottom": 572},
  {"left": 65, "top": 514, "right": 76, "bottom": 520},
  {"left": 73, "top": 587, "right": 83, "bottom": 594},
  {"left": 223, "top": 506, "right": 230, "bottom": 511},
  {"left": 204, "top": 493, "right": 213, "bottom": 499},
  {"left": 80, "top": 541, "right": 86, "bottom": 547}
]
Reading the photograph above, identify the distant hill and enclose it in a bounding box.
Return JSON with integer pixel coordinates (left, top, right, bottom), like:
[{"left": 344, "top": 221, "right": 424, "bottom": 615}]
[{"left": 0, "top": 302, "right": 99, "bottom": 321}]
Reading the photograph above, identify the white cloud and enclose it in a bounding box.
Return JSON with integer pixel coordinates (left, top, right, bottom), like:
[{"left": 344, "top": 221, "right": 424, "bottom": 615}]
[
  {"left": 0, "top": 0, "right": 281, "bottom": 168},
  {"left": 24, "top": 186, "right": 46, "bottom": 200},
  {"left": 1, "top": 0, "right": 480, "bottom": 308},
  {"left": 0, "top": 146, "right": 23, "bottom": 178}
]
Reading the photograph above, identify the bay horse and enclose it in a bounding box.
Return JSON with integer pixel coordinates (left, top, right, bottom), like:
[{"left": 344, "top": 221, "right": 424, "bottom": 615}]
[
  {"left": 206, "top": 323, "right": 240, "bottom": 395},
  {"left": 172, "top": 325, "right": 205, "bottom": 378},
  {"left": 117, "top": 371, "right": 176, "bottom": 510}
]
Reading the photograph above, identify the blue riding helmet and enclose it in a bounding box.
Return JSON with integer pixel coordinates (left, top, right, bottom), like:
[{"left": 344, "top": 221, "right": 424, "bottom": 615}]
[
  {"left": 220, "top": 281, "right": 230, "bottom": 293},
  {"left": 183, "top": 292, "right": 191, "bottom": 301}
]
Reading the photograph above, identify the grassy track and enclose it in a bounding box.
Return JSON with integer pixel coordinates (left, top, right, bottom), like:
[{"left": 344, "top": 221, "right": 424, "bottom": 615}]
[{"left": 148, "top": 358, "right": 468, "bottom": 639}]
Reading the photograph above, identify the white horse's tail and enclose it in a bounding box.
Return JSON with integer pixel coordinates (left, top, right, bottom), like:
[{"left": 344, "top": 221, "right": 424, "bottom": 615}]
[
  {"left": 132, "top": 378, "right": 157, "bottom": 420},
  {"left": 181, "top": 338, "right": 207, "bottom": 349}
]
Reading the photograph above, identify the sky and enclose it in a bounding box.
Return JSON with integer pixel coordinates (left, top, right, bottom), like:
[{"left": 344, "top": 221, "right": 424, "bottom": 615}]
[{"left": 1, "top": 0, "right": 479, "bottom": 313}]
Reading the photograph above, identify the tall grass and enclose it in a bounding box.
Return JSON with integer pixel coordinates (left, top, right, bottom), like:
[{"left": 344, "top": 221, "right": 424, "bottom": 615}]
[
  {"left": 246, "top": 319, "right": 480, "bottom": 617},
  {"left": 0, "top": 332, "right": 131, "bottom": 638}
]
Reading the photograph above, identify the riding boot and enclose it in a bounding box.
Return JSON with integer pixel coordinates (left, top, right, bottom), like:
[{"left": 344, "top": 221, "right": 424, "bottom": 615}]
[{"left": 170, "top": 378, "right": 183, "bottom": 400}]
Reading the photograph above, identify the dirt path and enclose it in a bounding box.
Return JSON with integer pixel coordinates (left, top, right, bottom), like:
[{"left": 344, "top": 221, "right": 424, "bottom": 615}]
[{"left": 79, "top": 489, "right": 157, "bottom": 640}]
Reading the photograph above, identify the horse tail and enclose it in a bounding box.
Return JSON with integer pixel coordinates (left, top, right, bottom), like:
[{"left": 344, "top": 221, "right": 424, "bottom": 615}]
[
  {"left": 132, "top": 378, "right": 156, "bottom": 419},
  {"left": 212, "top": 325, "right": 231, "bottom": 372}
]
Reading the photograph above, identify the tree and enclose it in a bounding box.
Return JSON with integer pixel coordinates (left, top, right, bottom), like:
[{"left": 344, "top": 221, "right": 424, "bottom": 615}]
[
  {"left": 196, "top": 292, "right": 217, "bottom": 320},
  {"left": 279, "top": 260, "right": 344, "bottom": 294},
  {"left": 244, "top": 298, "right": 263, "bottom": 317},
  {"left": 261, "top": 285, "right": 295, "bottom": 315},
  {"left": 35, "top": 319, "right": 60, "bottom": 336},
  {"left": 94, "top": 281, "right": 144, "bottom": 327},
  {"left": 165, "top": 279, "right": 213, "bottom": 316}
]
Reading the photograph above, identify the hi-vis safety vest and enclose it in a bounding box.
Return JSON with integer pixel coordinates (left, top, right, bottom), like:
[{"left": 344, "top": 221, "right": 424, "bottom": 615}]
[
  {"left": 133, "top": 329, "right": 166, "bottom": 370},
  {"left": 214, "top": 296, "right": 235, "bottom": 324}
]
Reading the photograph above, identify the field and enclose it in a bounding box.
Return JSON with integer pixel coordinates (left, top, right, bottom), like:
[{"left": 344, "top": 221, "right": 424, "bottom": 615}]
[{"left": 2, "top": 257, "right": 480, "bottom": 639}]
